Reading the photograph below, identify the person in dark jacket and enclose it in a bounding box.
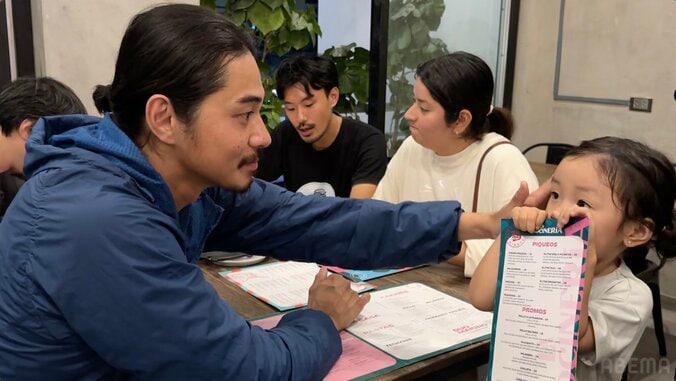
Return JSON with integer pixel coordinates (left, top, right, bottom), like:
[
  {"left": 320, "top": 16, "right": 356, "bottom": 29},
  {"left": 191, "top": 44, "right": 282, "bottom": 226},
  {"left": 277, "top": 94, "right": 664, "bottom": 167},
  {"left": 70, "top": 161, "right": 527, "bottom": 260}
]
[
  {"left": 0, "top": 4, "right": 543, "bottom": 380},
  {"left": 0, "top": 76, "right": 86, "bottom": 218}
]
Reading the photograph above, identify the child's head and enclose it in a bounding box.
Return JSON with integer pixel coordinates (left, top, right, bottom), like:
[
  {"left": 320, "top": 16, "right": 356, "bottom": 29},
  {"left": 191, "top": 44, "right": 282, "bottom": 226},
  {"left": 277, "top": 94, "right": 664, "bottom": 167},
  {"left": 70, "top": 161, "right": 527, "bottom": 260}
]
[{"left": 550, "top": 137, "right": 675, "bottom": 263}]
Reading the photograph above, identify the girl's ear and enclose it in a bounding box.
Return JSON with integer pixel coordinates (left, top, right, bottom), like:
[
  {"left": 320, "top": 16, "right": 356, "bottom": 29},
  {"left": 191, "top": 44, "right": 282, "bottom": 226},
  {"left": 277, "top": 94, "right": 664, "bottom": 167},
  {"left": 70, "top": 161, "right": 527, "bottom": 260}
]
[
  {"left": 452, "top": 109, "right": 472, "bottom": 136},
  {"left": 623, "top": 218, "right": 654, "bottom": 247}
]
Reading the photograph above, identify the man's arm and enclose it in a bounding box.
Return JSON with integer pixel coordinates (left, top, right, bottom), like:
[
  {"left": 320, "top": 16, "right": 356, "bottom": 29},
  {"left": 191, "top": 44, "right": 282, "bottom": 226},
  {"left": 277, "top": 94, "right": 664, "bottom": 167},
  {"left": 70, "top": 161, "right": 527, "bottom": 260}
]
[
  {"left": 205, "top": 180, "right": 463, "bottom": 269},
  {"left": 349, "top": 183, "right": 377, "bottom": 198},
  {"left": 349, "top": 127, "right": 387, "bottom": 199},
  {"left": 205, "top": 181, "right": 529, "bottom": 269}
]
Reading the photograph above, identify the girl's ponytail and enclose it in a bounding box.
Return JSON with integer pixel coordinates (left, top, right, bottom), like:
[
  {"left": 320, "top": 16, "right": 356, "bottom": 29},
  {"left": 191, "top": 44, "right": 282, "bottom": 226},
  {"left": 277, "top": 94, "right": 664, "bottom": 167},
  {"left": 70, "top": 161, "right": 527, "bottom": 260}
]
[
  {"left": 654, "top": 210, "right": 676, "bottom": 260},
  {"left": 486, "top": 107, "right": 514, "bottom": 140}
]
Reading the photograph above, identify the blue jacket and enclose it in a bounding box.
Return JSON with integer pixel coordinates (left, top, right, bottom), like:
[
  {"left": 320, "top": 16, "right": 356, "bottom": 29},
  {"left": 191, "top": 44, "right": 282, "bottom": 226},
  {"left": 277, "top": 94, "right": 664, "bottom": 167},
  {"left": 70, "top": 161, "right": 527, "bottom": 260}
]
[{"left": 0, "top": 115, "right": 463, "bottom": 380}]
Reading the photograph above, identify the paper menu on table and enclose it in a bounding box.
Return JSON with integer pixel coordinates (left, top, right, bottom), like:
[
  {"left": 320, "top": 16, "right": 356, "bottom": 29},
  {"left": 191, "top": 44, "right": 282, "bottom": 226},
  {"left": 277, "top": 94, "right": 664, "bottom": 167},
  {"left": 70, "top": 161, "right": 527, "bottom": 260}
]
[
  {"left": 488, "top": 218, "right": 589, "bottom": 381},
  {"left": 347, "top": 282, "right": 493, "bottom": 360},
  {"left": 252, "top": 314, "right": 396, "bottom": 381},
  {"left": 220, "top": 261, "right": 375, "bottom": 311}
]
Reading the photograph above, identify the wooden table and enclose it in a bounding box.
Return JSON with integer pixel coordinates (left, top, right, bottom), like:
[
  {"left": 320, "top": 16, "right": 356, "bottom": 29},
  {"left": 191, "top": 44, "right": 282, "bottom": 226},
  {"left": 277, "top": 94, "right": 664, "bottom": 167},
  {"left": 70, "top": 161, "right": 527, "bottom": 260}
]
[
  {"left": 529, "top": 161, "right": 557, "bottom": 184},
  {"left": 200, "top": 259, "right": 490, "bottom": 380}
]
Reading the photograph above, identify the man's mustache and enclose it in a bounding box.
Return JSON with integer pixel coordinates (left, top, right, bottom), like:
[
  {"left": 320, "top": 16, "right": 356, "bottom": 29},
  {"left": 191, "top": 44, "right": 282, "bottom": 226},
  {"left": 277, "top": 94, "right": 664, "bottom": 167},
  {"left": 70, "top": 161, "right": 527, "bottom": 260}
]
[{"left": 238, "top": 150, "right": 261, "bottom": 168}]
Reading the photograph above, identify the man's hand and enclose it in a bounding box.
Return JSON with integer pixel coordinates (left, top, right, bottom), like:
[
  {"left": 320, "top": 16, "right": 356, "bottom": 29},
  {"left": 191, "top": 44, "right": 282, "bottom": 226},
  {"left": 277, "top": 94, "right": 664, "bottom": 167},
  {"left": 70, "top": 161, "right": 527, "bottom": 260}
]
[
  {"left": 307, "top": 267, "right": 371, "bottom": 330},
  {"left": 524, "top": 178, "right": 551, "bottom": 209},
  {"left": 488, "top": 181, "right": 530, "bottom": 236}
]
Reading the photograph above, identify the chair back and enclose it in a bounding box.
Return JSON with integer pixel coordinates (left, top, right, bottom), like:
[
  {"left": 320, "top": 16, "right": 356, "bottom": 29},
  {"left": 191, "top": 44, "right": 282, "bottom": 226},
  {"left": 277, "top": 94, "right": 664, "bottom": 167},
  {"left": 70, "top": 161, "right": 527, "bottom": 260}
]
[{"left": 624, "top": 250, "right": 667, "bottom": 284}]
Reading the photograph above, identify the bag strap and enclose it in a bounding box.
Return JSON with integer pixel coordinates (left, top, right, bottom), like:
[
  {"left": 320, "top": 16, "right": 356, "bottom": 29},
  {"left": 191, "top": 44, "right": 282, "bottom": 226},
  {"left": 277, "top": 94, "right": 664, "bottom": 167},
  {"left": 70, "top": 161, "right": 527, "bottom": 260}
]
[{"left": 472, "top": 141, "right": 511, "bottom": 212}]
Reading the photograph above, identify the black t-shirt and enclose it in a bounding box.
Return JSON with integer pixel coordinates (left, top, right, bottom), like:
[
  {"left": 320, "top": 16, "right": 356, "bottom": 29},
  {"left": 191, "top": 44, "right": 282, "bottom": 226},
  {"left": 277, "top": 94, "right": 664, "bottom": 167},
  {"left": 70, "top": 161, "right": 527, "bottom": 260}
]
[
  {"left": 0, "top": 172, "right": 24, "bottom": 220},
  {"left": 257, "top": 117, "right": 387, "bottom": 197}
]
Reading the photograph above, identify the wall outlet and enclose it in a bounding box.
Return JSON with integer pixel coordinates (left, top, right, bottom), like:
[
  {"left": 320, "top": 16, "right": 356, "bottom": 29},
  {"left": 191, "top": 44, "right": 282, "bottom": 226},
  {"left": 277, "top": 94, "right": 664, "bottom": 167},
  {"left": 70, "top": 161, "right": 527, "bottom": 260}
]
[{"left": 629, "top": 97, "right": 653, "bottom": 112}]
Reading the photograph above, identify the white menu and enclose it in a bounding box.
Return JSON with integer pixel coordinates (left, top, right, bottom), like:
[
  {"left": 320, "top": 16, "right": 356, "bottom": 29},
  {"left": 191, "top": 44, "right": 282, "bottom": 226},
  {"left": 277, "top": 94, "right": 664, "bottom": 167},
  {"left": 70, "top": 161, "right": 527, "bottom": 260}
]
[
  {"left": 488, "top": 219, "right": 587, "bottom": 380},
  {"left": 220, "top": 261, "right": 374, "bottom": 311},
  {"left": 347, "top": 282, "right": 493, "bottom": 360}
]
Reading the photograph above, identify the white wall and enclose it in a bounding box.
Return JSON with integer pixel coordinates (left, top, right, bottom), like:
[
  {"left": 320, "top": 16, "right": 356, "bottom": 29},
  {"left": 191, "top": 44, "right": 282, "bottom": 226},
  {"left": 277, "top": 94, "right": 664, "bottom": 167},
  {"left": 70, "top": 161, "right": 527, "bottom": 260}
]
[
  {"left": 511, "top": 0, "right": 676, "bottom": 162},
  {"left": 31, "top": 0, "right": 199, "bottom": 114},
  {"left": 512, "top": 0, "right": 676, "bottom": 299}
]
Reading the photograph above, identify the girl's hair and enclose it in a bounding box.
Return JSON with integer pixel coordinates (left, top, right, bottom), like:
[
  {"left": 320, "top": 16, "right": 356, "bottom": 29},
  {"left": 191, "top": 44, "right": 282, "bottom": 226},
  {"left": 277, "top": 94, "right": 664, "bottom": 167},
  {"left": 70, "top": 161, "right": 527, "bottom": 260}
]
[
  {"left": 92, "top": 4, "right": 254, "bottom": 141},
  {"left": 565, "top": 137, "right": 676, "bottom": 261},
  {"left": 416, "top": 51, "right": 513, "bottom": 140}
]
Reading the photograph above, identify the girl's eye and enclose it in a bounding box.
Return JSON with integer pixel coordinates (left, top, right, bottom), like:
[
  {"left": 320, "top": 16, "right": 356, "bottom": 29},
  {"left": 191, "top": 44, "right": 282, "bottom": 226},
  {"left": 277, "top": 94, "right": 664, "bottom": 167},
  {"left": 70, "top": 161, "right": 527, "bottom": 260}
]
[
  {"left": 550, "top": 191, "right": 559, "bottom": 200},
  {"left": 576, "top": 200, "right": 590, "bottom": 208}
]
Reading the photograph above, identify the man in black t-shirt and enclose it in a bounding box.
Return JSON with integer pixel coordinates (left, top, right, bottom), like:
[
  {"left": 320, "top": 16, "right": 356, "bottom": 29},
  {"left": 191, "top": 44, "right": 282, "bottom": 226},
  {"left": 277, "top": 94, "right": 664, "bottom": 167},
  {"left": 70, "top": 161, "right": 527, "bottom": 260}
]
[{"left": 257, "top": 56, "right": 387, "bottom": 198}]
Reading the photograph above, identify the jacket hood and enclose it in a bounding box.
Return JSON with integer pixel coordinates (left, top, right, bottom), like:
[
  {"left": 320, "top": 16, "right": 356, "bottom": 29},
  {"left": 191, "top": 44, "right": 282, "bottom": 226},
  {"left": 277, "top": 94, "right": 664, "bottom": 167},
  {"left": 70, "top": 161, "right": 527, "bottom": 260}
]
[{"left": 24, "top": 114, "right": 177, "bottom": 217}]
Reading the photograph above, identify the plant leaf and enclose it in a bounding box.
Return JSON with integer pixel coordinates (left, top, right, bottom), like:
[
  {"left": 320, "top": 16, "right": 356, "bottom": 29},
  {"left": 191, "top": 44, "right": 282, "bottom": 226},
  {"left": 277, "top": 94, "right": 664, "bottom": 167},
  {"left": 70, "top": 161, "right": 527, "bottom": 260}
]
[
  {"left": 396, "top": 25, "right": 411, "bottom": 50},
  {"left": 261, "top": 0, "right": 284, "bottom": 9},
  {"left": 248, "top": 1, "right": 285, "bottom": 35},
  {"left": 226, "top": 9, "right": 247, "bottom": 25},
  {"left": 230, "top": 0, "right": 256, "bottom": 11},
  {"left": 288, "top": 30, "right": 310, "bottom": 50}
]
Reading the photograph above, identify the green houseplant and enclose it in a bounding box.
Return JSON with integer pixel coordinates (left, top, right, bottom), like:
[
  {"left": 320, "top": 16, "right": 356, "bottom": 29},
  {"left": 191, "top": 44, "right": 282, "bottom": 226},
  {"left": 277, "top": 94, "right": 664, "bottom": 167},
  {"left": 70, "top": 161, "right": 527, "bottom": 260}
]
[
  {"left": 386, "top": 0, "right": 448, "bottom": 154},
  {"left": 201, "top": 0, "right": 369, "bottom": 129},
  {"left": 323, "top": 43, "right": 370, "bottom": 120}
]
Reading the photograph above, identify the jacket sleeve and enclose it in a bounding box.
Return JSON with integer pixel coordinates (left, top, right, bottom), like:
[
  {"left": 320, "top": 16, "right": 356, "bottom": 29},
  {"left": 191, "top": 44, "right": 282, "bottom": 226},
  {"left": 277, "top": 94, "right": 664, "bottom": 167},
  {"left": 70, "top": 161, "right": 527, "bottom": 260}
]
[
  {"left": 32, "top": 190, "right": 341, "bottom": 380},
  {"left": 204, "top": 179, "right": 463, "bottom": 269}
]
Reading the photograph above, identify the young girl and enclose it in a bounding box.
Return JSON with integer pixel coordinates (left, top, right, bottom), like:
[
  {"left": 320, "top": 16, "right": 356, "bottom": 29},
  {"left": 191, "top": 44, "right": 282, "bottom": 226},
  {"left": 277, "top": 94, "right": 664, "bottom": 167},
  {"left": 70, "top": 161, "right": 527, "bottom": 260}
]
[
  {"left": 373, "top": 52, "right": 538, "bottom": 277},
  {"left": 470, "top": 137, "right": 676, "bottom": 380}
]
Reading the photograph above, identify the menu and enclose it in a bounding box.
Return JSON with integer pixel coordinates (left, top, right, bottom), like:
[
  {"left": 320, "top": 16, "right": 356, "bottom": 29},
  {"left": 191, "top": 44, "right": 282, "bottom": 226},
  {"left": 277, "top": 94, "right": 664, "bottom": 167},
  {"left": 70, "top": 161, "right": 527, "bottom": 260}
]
[
  {"left": 348, "top": 282, "right": 493, "bottom": 360},
  {"left": 220, "top": 261, "right": 374, "bottom": 311},
  {"left": 253, "top": 282, "right": 493, "bottom": 380},
  {"left": 488, "top": 218, "right": 589, "bottom": 380}
]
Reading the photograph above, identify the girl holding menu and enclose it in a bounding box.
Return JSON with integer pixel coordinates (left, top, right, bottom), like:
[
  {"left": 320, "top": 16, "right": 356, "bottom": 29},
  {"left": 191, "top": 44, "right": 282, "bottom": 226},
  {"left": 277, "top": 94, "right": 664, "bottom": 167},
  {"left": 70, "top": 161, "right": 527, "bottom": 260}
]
[{"left": 470, "top": 137, "right": 676, "bottom": 381}]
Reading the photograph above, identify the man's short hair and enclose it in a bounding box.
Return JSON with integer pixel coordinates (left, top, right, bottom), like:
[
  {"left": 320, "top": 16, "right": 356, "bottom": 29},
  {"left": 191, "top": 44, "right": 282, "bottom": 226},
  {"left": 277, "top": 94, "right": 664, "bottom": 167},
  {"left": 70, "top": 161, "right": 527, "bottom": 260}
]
[
  {"left": 275, "top": 55, "right": 339, "bottom": 100},
  {"left": 0, "top": 77, "right": 87, "bottom": 136}
]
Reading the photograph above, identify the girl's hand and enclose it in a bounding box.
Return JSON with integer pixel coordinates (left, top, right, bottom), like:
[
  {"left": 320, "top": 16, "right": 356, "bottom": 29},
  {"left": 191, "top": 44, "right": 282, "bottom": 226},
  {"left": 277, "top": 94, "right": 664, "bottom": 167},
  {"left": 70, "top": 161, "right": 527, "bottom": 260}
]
[
  {"left": 549, "top": 206, "right": 597, "bottom": 266},
  {"left": 549, "top": 206, "right": 589, "bottom": 228},
  {"left": 512, "top": 206, "right": 547, "bottom": 233}
]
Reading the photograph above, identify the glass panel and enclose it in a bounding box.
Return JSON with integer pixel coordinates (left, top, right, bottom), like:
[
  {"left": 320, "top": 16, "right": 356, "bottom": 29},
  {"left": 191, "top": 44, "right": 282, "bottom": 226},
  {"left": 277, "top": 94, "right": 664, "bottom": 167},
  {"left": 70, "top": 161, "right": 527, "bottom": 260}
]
[{"left": 385, "top": 0, "right": 506, "bottom": 155}]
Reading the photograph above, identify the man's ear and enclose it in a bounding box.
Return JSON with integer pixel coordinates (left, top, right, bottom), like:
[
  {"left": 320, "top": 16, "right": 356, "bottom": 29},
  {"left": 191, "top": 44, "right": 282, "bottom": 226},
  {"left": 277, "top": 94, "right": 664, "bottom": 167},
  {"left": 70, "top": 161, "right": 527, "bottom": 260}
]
[
  {"left": 452, "top": 109, "right": 473, "bottom": 136},
  {"left": 328, "top": 87, "right": 340, "bottom": 108},
  {"left": 17, "top": 119, "right": 35, "bottom": 141},
  {"left": 623, "top": 218, "right": 654, "bottom": 248},
  {"left": 145, "top": 94, "right": 179, "bottom": 145}
]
